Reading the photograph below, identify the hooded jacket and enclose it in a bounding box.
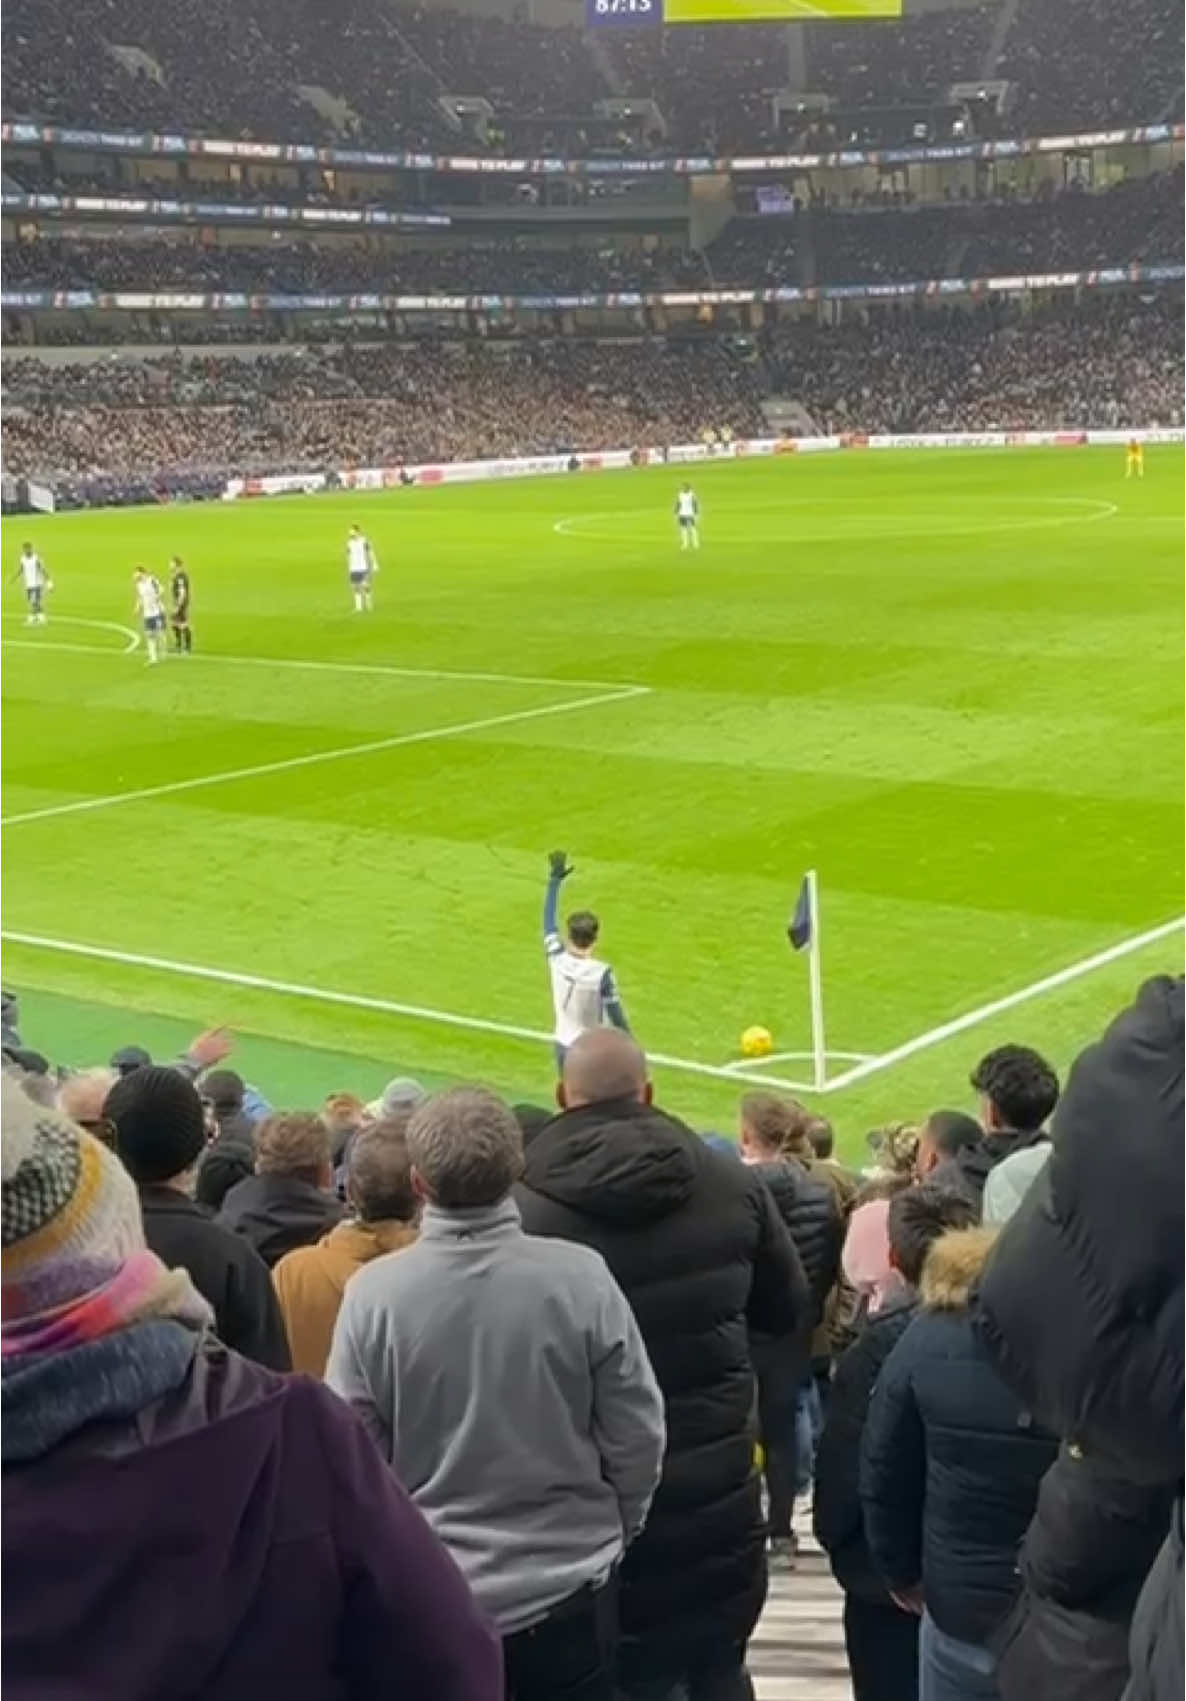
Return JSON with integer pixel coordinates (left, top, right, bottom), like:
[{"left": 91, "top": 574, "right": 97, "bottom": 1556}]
[
  {"left": 218, "top": 1173, "right": 344, "bottom": 1269},
  {"left": 975, "top": 975, "right": 1184, "bottom": 1701},
  {"left": 2, "top": 1328, "right": 501, "bottom": 1701},
  {"left": 195, "top": 1109, "right": 258, "bottom": 1211},
  {"left": 273, "top": 1218, "right": 418, "bottom": 1377},
  {"left": 860, "top": 1227, "right": 1058, "bottom": 1644},
  {"left": 516, "top": 1096, "right": 807, "bottom": 1681}
]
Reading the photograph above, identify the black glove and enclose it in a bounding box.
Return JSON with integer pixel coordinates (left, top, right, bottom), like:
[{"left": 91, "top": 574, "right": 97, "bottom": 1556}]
[{"left": 548, "top": 850, "right": 574, "bottom": 880}]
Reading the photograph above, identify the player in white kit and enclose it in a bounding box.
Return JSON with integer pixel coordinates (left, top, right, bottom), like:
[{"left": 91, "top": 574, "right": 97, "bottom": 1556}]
[
  {"left": 346, "top": 525, "right": 377, "bottom": 612},
  {"left": 134, "top": 567, "right": 167, "bottom": 664},
  {"left": 675, "top": 484, "right": 701, "bottom": 550},
  {"left": 543, "top": 850, "right": 630, "bottom": 1068},
  {"left": 13, "top": 544, "right": 52, "bottom": 624}
]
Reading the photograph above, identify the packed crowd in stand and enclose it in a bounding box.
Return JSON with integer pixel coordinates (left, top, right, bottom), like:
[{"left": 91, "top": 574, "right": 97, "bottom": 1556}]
[
  {"left": 3, "top": 967, "right": 1182, "bottom": 1701},
  {"left": 764, "top": 294, "right": 1184, "bottom": 434},
  {"left": 1, "top": 338, "right": 767, "bottom": 494},
  {"left": 4, "top": 292, "right": 1178, "bottom": 496},
  {"left": 2, "top": 0, "right": 1182, "bottom": 154},
  {"left": 3, "top": 234, "right": 709, "bottom": 296}
]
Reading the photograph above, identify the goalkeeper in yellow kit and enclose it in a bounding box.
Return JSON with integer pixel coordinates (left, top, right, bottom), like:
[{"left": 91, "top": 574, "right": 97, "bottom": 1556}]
[{"left": 1125, "top": 437, "right": 1145, "bottom": 479}]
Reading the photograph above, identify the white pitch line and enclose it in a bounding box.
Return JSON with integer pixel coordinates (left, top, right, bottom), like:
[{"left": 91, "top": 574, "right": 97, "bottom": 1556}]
[
  {"left": 0, "top": 930, "right": 819, "bottom": 1094},
  {"left": 725, "top": 1048, "right": 873, "bottom": 1073},
  {"left": 819, "top": 917, "right": 1185, "bottom": 1094},
  {"left": 1, "top": 615, "right": 141, "bottom": 655},
  {"left": 0, "top": 629, "right": 634, "bottom": 694},
  {"left": 0, "top": 683, "right": 650, "bottom": 828}
]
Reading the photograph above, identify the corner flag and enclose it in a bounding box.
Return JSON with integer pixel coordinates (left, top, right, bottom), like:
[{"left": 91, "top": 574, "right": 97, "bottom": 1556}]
[
  {"left": 787, "top": 877, "right": 812, "bottom": 952},
  {"left": 788, "top": 869, "right": 827, "bottom": 1090}
]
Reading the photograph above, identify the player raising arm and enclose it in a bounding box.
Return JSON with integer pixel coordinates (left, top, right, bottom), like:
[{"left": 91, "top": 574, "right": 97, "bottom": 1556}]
[
  {"left": 346, "top": 524, "right": 378, "bottom": 613},
  {"left": 543, "top": 851, "right": 630, "bottom": 1067},
  {"left": 169, "top": 556, "right": 193, "bottom": 654},
  {"left": 674, "top": 483, "right": 701, "bottom": 551},
  {"left": 134, "top": 567, "right": 167, "bottom": 665},
  {"left": 12, "top": 543, "right": 52, "bottom": 625}
]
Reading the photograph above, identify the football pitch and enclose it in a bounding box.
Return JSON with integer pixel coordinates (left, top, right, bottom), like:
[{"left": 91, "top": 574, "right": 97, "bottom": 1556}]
[{"left": 2, "top": 447, "right": 1182, "bottom": 1154}]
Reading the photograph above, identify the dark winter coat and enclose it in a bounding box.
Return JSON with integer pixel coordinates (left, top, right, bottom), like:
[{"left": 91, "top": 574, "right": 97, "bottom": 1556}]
[
  {"left": 996, "top": 1445, "right": 1174, "bottom": 1701},
  {"left": 2, "top": 1326, "right": 501, "bottom": 1701},
  {"left": 931, "top": 1127, "right": 1049, "bottom": 1210},
  {"left": 139, "top": 1185, "right": 291, "bottom": 1372},
  {"left": 814, "top": 1293, "right": 918, "bottom": 1600},
  {"left": 517, "top": 1096, "right": 807, "bottom": 1683},
  {"left": 975, "top": 974, "right": 1184, "bottom": 1700},
  {"left": 195, "top": 1110, "right": 257, "bottom": 1211},
  {"left": 218, "top": 1173, "right": 344, "bottom": 1268},
  {"left": 860, "top": 1227, "right": 1058, "bottom": 1645},
  {"left": 748, "top": 1158, "right": 843, "bottom": 1433}
]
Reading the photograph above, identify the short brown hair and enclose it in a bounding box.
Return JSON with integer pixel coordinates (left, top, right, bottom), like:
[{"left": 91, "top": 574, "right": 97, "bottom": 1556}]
[
  {"left": 347, "top": 1114, "right": 416, "bottom": 1222},
  {"left": 407, "top": 1087, "right": 523, "bottom": 1209},
  {"left": 740, "top": 1092, "right": 814, "bottom": 1159},
  {"left": 254, "top": 1112, "right": 331, "bottom": 1184}
]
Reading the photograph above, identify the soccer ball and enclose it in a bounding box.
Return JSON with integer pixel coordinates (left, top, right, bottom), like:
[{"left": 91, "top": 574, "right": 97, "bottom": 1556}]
[{"left": 740, "top": 1026, "right": 774, "bottom": 1059}]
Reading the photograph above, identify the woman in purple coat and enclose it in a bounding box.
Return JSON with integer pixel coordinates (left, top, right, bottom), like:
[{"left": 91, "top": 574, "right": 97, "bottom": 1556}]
[{"left": 1, "top": 1075, "right": 501, "bottom": 1701}]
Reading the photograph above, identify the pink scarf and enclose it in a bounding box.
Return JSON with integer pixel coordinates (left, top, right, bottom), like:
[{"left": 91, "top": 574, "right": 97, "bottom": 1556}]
[{"left": 3, "top": 1251, "right": 212, "bottom": 1359}]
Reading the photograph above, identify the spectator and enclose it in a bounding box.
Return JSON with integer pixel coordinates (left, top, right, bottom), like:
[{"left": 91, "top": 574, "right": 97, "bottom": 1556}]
[
  {"left": 218, "top": 1111, "right": 344, "bottom": 1267},
  {"left": 860, "top": 1216, "right": 1059, "bottom": 1700},
  {"left": 739, "top": 1092, "right": 843, "bottom": 1570},
  {"left": 864, "top": 1121, "right": 921, "bottom": 1183},
  {"left": 975, "top": 975, "right": 1184, "bottom": 1701},
  {"left": 517, "top": 1029, "right": 807, "bottom": 1699},
  {"left": 914, "top": 1108, "right": 982, "bottom": 1181},
  {"left": 274, "top": 1115, "right": 419, "bottom": 1376},
  {"left": 104, "top": 1066, "right": 290, "bottom": 1372},
  {"left": 327, "top": 1085, "right": 665, "bottom": 1699},
  {"left": 322, "top": 1090, "right": 370, "bottom": 1166},
  {"left": 364, "top": 1074, "right": 426, "bottom": 1120},
  {"left": 195, "top": 1068, "right": 257, "bottom": 1210},
  {"left": 111, "top": 1044, "right": 153, "bottom": 1076},
  {"left": 841, "top": 1196, "right": 909, "bottom": 1323},
  {"left": 807, "top": 1114, "right": 859, "bottom": 1213},
  {"left": 1, "top": 1075, "right": 501, "bottom": 1700},
  {"left": 996, "top": 1445, "right": 1174, "bottom": 1701},
  {"left": 56, "top": 1065, "right": 118, "bottom": 1140},
  {"left": 981, "top": 1142, "right": 1052, "bottom": 1226},
  {"left": 815, "top": 1185, "right": 979, "bottom": 1701},
  {"left": 932, "top": 1043, "right": 1058, "bottom": 1208}
]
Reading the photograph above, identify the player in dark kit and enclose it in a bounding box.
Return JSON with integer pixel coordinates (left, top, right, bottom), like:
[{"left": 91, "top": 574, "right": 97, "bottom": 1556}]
[{"left": 169, "top": 557, "right": 193, "bottom": 653}]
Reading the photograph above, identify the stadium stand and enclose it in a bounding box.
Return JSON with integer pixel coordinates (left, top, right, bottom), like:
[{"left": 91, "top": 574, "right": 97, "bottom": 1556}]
[
  {"left": 2, "top": 979, "right": 1181, "bottom": 1698},
  {"left": 3, "top": 0, "right": 1182, "bottom": 151}
]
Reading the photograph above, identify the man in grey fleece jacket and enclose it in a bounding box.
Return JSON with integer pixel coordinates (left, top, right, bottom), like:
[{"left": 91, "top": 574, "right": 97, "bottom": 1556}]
[{"left": 326, "top": 1085, "right": 665, "bottom": 1700}]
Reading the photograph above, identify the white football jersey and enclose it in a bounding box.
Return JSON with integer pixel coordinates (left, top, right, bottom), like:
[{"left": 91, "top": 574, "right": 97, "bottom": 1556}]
[
  {"left": 548, "top": 947, "right": 614, "bottom": 1047},
  {"left": 20, "top": 550, "right": 45, "bottom": 588},
  {"left": 347, "top": 535, "right": 372, "bottom": 576},
  {"left": 676, "top": 490, "right": 698, "bottom": 519},
  {"left": 136, "top": 576, "right": 164, "bottom": 619}
]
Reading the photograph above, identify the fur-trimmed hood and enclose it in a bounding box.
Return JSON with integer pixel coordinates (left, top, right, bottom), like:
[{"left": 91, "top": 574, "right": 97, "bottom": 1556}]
[{"left": 920, "top": 1226, "right": 999, "bottom": 1311}]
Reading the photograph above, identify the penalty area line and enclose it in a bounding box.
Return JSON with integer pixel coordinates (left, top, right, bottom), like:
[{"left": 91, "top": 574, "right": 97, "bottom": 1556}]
[
  {"left": 0, "top": 683, "right": 650, "bottom": 828},
  {"left": 819, "top": 917, "right": 1185, "bottom": 1094},
  {"left": 0, "top": 931, "right": 820, "bottom": 1094}
]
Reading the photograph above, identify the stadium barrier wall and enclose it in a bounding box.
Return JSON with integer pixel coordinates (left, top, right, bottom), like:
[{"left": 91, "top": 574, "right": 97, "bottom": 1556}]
[{"left": 221, "top": 429, "right": 1185, "bottom": 501}]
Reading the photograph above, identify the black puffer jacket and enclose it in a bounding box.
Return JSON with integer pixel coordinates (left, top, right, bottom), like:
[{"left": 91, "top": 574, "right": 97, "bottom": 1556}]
[
  {"left": 814, "top": 1294, "right": 917, "bottom": 1599},
  {"left": 997, "top": 1445, "right": 1174, "bottom": 1701},
  {"left": 975, "top": 974, "right": 1184, "bottom": 1700},
  {"left": 517, "top": 1097, "right": 807, "bottom": 1684},
  {"left": 860, "top": 1228, "right": 1058, "bottom": 1644},
  {"left": 748, "top": 1159, "right": 841, "bottom": 1330}
]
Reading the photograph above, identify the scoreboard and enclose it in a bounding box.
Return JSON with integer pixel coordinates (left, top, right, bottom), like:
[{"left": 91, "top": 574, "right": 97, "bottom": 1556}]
[{"left": 586, "top": 0, "right": 901, "bottom": 24}]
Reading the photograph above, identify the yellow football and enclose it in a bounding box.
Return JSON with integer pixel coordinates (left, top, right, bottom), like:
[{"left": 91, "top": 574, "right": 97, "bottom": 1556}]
[{"left": 740, "top": 1025, "right": 774, "bottom": 1058}]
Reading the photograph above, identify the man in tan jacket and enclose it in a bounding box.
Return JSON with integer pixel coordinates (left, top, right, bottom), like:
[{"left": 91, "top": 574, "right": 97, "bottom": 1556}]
[{"left": 273, "top": 1116, "right": 418, "bottom": 1375}]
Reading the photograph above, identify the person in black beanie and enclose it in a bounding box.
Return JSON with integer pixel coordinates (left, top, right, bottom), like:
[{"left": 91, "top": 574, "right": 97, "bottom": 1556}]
[{"left": 105, "top": 1067, "right": 290, "bottom": 1371}]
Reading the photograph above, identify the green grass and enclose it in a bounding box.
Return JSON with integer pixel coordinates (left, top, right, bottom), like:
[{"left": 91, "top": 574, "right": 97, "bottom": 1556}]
[{"left": 2, "top": 447, "right": 1181, "bottom": 1158}]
